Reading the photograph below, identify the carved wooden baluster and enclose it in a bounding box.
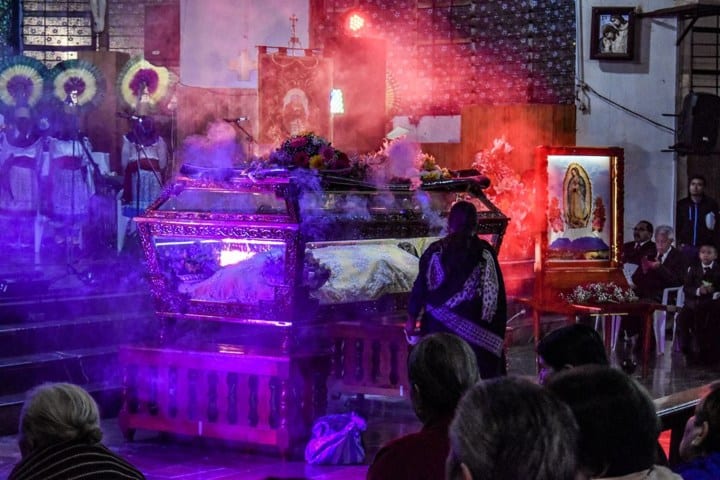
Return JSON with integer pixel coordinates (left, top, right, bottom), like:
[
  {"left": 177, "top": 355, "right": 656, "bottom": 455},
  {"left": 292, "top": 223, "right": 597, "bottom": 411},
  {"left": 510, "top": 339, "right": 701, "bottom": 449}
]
[
  {"left": 312, "top": 362, "right": 329, "bottom": 419},
  {"left": 268, "top": 377, "right": 279, "bottom": 429},
  {"left": 227, "top": 372, "right": 238, "bottom": 424},
  {"left": 207, "top": 372, "right": 218, "bottom": 422},
  {"left": 125, "top": 364, "right": 139, "bottom": 414},
  {"left": 168, "top": 367, "right": 178, "bottom": 418},
  {"left": 389, "top": 342, "right": 399, "bottom": 386},
  {"left": 278, "top": 377, "right": 289, "bottom": 432},
  {"left": 371, "top": 340, "right": 381, "bottom": 383},
  {"left": 248, "top": 375, "right": 259, "bottom": 427},
  {"left": 355, "top": 339, "right": 364, "bottom": 381},
  {"left": 148, "top": 366, "right": 159, "bottom": 415},
  {"left": 332, "top": 338, "right": 344, "bottom": 379},
  {"left": 188, "top": 369, "right": 198, "bottom": 420}
]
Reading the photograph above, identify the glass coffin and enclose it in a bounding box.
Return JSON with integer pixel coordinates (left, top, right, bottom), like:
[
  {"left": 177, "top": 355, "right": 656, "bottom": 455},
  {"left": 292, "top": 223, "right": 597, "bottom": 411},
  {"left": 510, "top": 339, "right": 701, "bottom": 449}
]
[{"left": 136, "top": 171, "right": 508, "bottom": 325}]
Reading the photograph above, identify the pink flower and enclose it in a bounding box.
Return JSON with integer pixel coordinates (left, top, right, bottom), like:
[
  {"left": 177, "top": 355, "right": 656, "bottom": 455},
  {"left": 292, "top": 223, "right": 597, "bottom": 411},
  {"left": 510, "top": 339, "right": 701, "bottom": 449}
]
[
  {"left": 290, "top": 136, "right": 308, "bottom": 148},
  {"left": 320, "top": 145, "right": 335, "bottom": 160}
]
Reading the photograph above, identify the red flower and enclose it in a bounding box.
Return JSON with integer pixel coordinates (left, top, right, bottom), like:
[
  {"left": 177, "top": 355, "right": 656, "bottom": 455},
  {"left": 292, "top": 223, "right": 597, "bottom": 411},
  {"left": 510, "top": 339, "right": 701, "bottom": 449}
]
[
  {"left": 289, "top": 136, "right": 308, "bottom": 148},
  {"left": 329, "top": 151, "right": 350, "bottom": 170},
  {"left": 293, "top": 151, "right": 309, "bottom": 168},
  {"left": 321, "top": 145, "right": 335, "bottom": 160}
]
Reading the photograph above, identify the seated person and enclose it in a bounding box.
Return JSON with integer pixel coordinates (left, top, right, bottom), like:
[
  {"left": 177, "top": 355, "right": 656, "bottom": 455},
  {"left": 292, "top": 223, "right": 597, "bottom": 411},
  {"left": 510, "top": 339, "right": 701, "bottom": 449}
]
[
  {"left": 536, "top": 323, "right": 608, "bottom": 385},
  {"left": 675, "top": 381, "right": 720, "bottom": 479},
  {"left": 623, "top": 220, "right": 657, "bottom": 266},
  {"left": 446, "top": 376, "right": 579, "bottom": 480},
  {"left": 367, "top": 333, "right": 479, "bottom": 480},
  {"left": 547, "top": 365, "right": 681, "bottom": 480},
  {"left": 677, "top": 243, "right": 720, "bottom": 365},
  {"left": 627, "top": 225, "right": 686, "bottom": 349},
  {"left": 632, "top": 225, "right": 686, "bottom": 302},
  {"left": 9, "top": 382, "right": 144, "bottom": 480}
]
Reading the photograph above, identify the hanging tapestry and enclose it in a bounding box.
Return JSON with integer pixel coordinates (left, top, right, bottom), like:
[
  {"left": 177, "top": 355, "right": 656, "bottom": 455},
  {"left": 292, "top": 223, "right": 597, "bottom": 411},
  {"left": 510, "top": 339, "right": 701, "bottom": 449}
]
[{"left": 258, "top": 51, "right": 332, "bottom": 145}]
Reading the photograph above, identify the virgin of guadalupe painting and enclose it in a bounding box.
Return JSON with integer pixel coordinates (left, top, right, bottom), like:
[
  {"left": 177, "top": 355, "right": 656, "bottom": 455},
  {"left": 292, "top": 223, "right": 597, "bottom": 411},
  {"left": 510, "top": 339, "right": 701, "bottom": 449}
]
[
  {"left": 541, "top": 151, "right": 618, "bottom": 261},
  {"left": 563, "top": 164, "right": 592, "bottom": 229}
]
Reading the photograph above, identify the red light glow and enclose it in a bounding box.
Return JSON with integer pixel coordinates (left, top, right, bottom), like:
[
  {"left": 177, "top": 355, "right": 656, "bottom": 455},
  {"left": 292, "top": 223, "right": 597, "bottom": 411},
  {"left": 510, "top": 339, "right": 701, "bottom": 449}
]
[{"left": 348, "top": 13, "right": 365, "bottom": 32}]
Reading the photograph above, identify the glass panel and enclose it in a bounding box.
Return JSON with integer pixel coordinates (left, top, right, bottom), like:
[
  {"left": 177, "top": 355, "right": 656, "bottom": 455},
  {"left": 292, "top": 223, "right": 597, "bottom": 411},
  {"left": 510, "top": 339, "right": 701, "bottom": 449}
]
[
  {"left": 299, "top": 189, "right": 454, "bottom": 219},
  {"left": 305, "top": 237, "right": 438, "bottom": 304},
  {"left": 157, "top": 189, "right": 288, "bottom": 215},
  {"left": 546, "top": 154, "right": 612, "bottom": 260},
  {"left": 153, "top": 237, "right": 287, "bottom": 305}
]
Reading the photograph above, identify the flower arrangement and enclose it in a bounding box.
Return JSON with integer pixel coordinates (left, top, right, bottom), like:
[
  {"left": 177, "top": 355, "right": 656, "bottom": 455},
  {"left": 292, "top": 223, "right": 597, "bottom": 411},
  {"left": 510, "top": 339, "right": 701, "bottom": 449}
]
[
  {"left": 560, "top": 282, "right": 638, "bottom": 304},
  {"left": 269, "top": 131, "right": 351, "bottom": 171},
  {"left": 418, "top": 152, "right": 452, "bottom": 182}
]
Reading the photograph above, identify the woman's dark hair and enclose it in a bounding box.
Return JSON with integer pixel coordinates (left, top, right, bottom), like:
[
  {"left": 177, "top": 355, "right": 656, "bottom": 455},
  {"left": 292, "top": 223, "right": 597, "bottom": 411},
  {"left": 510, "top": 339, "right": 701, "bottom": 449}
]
[
  {"left": 695, "top": 381, "right": 720, "bottom": 453},
  {"left": 546, "top": 365, "right": 660, "bottom": 477},
  {"left": 448, "top": 201, "right": 477, "bottom": 237},
  {"left": 408, "top": 333, "right": 478, "bottom": 419},
  {"left": 447, "top": 377, "right": 579, "bottom": 480},
  {"left": 689, "top": 174, "right": 707, "bottom": 187},
  {"left": 537, "top": 324, "right": 609, "bottom": 371}
]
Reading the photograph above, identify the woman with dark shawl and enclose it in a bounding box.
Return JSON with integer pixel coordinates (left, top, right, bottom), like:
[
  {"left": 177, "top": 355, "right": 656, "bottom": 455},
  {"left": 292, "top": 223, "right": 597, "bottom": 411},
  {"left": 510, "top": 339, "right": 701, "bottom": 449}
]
[{"left": 406, "top": 200, "right": 508, "bottom": 378}]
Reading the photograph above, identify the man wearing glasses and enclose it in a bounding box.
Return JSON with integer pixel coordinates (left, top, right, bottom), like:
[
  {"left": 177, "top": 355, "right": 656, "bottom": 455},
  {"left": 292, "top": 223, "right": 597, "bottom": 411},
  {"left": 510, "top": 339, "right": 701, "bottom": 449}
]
[{"left": 622, "top": 220, "right": 657, "bottom": 266}]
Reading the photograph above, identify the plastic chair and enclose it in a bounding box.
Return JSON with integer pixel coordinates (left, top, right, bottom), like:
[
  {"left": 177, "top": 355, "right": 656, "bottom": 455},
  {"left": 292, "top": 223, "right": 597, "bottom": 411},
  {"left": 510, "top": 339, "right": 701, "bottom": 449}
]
[{"left": 653, "top": 286, "right": 684, "bottom": 355}]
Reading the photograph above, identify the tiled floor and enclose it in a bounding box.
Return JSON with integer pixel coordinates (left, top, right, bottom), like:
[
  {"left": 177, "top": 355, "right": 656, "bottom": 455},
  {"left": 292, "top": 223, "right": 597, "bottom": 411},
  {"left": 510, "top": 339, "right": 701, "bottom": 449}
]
[{"left": 0, "top": 340, "right": 717, "bottom": 480}]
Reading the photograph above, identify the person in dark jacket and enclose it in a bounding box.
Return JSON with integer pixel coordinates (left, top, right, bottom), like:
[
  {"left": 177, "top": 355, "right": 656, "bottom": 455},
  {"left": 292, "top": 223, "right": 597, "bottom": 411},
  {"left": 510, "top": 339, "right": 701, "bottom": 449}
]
[
  {"left": 676, "top": 175, "right": 719, "bottom": 265},
  {"left": 406, "top": 200, "right": 507, "bottom": 379},
  {"left": 622, "top": 220, "right": 657, "bottom": 266}
]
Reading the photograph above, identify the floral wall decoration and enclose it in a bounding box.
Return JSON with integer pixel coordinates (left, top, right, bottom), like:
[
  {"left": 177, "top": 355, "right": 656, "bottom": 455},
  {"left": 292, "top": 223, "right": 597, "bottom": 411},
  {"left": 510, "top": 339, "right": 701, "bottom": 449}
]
[{"left": 313, "top": 0, "right": 575, "bottom": 115}]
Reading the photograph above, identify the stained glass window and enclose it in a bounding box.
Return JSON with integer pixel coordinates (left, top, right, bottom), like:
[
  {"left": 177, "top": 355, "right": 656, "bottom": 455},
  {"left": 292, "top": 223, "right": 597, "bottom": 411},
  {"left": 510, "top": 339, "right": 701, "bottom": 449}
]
[{"left": 22, "top": 0, "right": 93, "bottom": 67}]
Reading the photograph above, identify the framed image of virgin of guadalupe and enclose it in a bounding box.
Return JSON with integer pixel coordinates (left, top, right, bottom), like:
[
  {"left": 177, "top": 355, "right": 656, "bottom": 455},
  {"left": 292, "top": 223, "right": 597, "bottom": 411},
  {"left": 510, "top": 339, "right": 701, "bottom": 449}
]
[{"left": 533, "top": 146, "right": 625, "bottom": 303}]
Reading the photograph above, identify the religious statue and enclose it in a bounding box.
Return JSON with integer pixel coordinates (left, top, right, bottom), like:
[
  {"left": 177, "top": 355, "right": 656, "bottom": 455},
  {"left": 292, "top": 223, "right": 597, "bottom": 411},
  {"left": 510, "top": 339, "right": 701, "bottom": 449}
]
[{"left": 564, "top": 165, "right": 591, "bottom": 229}]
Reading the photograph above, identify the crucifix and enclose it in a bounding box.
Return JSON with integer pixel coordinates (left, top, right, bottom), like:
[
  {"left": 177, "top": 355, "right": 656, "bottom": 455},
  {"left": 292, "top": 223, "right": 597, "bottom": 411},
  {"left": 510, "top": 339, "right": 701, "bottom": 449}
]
[{"left": 289, "top": 13, "right": 301, "bottom": 49}]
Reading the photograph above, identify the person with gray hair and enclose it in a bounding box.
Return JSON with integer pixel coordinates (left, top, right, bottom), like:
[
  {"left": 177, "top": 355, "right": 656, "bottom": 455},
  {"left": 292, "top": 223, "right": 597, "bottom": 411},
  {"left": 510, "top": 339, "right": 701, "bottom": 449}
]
[
  {"left": 367, "top": 333, "right": 479, "bottom": 480},
  {"left": 631, "top": 224, "right": 687, "bottom": 302},
  {"left": 9, "top": 382, "right": 144, "bottom": 480},
  {"left": 446, "top": 376, "right": 579, "bottom": 480}
]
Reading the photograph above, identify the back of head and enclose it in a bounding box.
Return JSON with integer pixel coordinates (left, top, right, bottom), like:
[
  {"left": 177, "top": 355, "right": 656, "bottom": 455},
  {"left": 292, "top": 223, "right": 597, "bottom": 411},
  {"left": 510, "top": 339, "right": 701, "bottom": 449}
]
[
  {"left": 408, "top": 333, "right": 479, "bottom": 420},
  {"left": 447, "top": 377, "right": 579, "bottom": 480},
  {"left": 448, "top": 201, "right": 478, "bottom": 237},
  {"left": 19, "top": 383, "right": 102, "bottom": 456},
  {"left": 693, "top": 381, "right": 720, "bottom": 454},
  {"left": 537, "top": 324, "right": 609, "bottom": 372},
  {"left": 546, "top": 365, "right": 659, "bottom": 477}
]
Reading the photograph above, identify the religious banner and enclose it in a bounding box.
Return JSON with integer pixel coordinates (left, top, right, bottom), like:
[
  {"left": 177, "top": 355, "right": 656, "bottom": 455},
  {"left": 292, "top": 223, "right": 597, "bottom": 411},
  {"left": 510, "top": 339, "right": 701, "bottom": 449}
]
[{"left": 258, "top": 50, "right": 332, "bottom": 145}]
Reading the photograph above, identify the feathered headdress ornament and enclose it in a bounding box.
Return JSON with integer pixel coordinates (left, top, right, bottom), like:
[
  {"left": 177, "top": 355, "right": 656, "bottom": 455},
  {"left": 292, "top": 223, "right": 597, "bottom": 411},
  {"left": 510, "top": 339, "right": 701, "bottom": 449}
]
[
  {"left": 48, "top": 59, "right": 106, "bottom": 111},
  {"left": 117, "top": 56, "right": 170, "bottom": 113},
  {"left": 0, "top": 56, "right": 47, "bottom": 108}
]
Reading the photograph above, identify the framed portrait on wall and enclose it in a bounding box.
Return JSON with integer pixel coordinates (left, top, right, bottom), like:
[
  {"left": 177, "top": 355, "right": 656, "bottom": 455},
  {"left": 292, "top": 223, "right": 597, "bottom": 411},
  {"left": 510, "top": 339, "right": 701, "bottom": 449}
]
[
  {"left": 590, "top": 7, "right": 636, "bottom": 61},
  {"left": 536, "top": 146, "right": 624, "bottom": 266}
]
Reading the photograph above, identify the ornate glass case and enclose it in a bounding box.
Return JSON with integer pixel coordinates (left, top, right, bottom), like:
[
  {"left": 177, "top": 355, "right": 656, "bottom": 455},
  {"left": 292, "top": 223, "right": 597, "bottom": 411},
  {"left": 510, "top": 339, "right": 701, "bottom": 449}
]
[{"left": 137, "top": 171, "right": 508, "bottom": 329}]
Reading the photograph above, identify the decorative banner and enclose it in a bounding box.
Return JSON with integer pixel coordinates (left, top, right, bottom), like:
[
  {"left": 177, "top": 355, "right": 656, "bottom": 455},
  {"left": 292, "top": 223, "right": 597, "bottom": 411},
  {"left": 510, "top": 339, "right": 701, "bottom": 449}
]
[
  {"left": 117, "top": 56, "right": 171, "bottom": 112},
  {"left": 48, "top": 59, "right": 106, "bottom": 112},
  {"left": 258, "top": 50, "right": 332, "bottom": 145},
  {"left": 0, "top": 55, "right": 47, "bottom": 108}
]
